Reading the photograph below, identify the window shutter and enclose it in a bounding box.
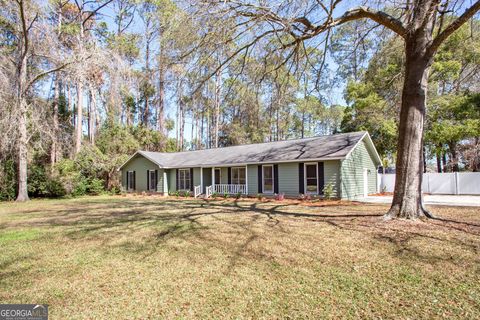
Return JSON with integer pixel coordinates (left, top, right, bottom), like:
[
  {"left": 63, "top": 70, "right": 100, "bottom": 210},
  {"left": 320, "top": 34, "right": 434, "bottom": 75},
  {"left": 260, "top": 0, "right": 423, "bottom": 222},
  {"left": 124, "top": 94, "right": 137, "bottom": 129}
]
[
  {"left": 190, "top": 168, "right": 194, "bottom": 191},
  {"left": 176, "top": 169, "right": 179, "bottom": 190},
  {"left": 147, "top": 170, "right": 150, "bottom": 191},
  {"left": 274, "top": 164, "right": 279, "bottom": 194},
  {"left": 133, "top": 171, "right": 136, "bottom": 190},
  {"left": 228, "top": 167, "right": 231, "bottom": 184},
  {"left": 318, "top": 162, "right": 325, "bottom": 195},
  {"left": 126, "top": 172, "right": 129, "bottom": 190},
  {"left": 155, "top": 170, "right": 158, "bottom": 192},
  {"left": 298, "top": 163, "right": 304, "bottom": 194},
  {"left": 257, "top": 165, "right": 262, "bottom": 193}
]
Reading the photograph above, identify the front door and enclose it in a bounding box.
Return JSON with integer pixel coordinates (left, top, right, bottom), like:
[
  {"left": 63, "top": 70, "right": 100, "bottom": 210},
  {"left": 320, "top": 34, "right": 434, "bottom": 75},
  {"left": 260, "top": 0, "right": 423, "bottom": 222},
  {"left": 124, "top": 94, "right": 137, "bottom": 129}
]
[
  {"left": 214, "top": 168, "right": 221, "bottom": 184},
  {"left": 363, "top": 169, "right": 369, "bottom": 197}
]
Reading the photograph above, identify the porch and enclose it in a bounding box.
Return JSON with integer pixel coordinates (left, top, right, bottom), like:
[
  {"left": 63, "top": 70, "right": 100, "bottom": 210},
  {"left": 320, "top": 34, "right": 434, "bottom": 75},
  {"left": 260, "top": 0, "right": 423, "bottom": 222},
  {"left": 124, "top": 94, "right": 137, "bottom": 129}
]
[{"left": 194, "top": 165, "right": 248, "bottom": 198}]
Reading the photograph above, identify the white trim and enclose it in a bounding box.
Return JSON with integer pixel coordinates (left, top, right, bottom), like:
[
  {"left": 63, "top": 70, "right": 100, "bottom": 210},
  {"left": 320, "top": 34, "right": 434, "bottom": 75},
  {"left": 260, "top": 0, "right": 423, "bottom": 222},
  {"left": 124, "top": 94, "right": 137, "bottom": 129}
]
[
  {"left": 363, "top": 168, "right": 369, "bottom": 197},
  {"left": 231, "top": 166, "right": 246, "bottom": 185},
  {"left": 261, "top": 164, "right": 274, "bottom": 194},
  {"left": 200, "top": 167, "right": 203, "bottom": 194},
  {"left": 127, "top": 170, "right": 135, "bottom": 191},
  {"left": 118, "top": 151, "right": 164, "bottom": 171},
  {"left": 344, "top": 132, "right": 382, "bottom": 165},
  {"left": 161, "top": 157, "right": 346, "bottom": 169},
  {"left": 304, "top": 162, "right": 319, "bottom": 195},
  {"left": 245, "top": 165, "right": 248, "bottom": 194},
  {"left": 178, "top": 168, "right": 191, "bottom": 191},
  {"left": 212, "top": 166, "right": 215, "bottom": 189},
  {"left": 148, "top": 170, "right": 157, "bottom": 191}
]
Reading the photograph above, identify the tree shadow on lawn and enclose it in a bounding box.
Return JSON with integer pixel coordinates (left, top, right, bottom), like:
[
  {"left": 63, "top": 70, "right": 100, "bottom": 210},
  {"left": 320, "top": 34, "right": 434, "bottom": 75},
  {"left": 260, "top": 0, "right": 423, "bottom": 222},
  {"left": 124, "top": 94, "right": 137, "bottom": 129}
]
[{"left": 3, "top": 199, "right": 479, "bottom": 272}]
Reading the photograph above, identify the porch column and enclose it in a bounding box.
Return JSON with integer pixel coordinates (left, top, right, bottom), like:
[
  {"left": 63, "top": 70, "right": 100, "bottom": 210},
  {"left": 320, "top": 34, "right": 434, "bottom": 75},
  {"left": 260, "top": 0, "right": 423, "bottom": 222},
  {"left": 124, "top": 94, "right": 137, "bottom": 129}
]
[
  {"left": 245, "top": 165, "right": 248, "bottom": 195},
  {"left": 200, "top": 167, "right": 203, "bottom": 194},
  {"left": 212, "top": 166, "right": 215, "bottom": 192}
]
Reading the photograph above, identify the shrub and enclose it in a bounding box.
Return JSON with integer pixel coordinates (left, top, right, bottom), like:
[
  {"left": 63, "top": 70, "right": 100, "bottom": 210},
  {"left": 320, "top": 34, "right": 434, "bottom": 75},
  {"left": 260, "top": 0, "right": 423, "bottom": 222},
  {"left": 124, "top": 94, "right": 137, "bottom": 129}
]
[
  {"left": 223, "top": 192, "right": 228, "bottom": 199},
  {"left": 0, "top": 159, "right": 16, "bottom": 201},
  {"left": 275, "top": 193, "right": 285, "bottom": 201},
  {"left": 257, "top": 194, "right": 263, "bottom": 200},
  {"left": 175, "top": 191, "right": 180, "bottom": 197},
  {"left": 46, "top": 178, "right": 67, "bottom": 197},
  {"left": 72, "top": 178, "right": 88, "bottom": 197},
  {"left": 323, "top": 183, "right": 334, "bottom": 200},
  {"left": 212, "top": 192, "right": 218, "bottom": 199},
  {"left": 299, "top": 193, "right": 311, "bottom": 201},
  {"left": 235, "top": 192, "right": 242, "bottom": 199},
  {"left": 183, "top": 191, "right": 190, "bottom": 197},
  {"left": 87, "top": 178, "right": 105, "bottom": 195}
]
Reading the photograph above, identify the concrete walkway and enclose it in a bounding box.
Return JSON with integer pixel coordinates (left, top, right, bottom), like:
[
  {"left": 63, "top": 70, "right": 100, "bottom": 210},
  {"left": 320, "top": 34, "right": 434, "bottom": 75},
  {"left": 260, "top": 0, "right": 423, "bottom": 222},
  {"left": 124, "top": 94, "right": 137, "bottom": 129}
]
[{"left": 359, "top": 195, "right": 480, "bottom": 207}]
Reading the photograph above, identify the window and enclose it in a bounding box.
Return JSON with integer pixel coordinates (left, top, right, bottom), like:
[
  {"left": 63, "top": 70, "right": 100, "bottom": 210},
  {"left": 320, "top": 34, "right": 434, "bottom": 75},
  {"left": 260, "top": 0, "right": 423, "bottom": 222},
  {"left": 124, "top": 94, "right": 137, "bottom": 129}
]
[
  {"left": 127, "top": 171, "right": 135, "bottom": 191},
  {"left": 305, "top": 163, "right": 318, "bottom": 194},
  {"left": 178, "top": 169, "right": 191, "bottom": 190},
  {"left": 149, "top": 170, "right": 157, "bottom": 191},
  {"left": 262, "top": 165, "right": 274, "bottom": 193},
  {"left": 231, "top": 167, "right": 246, "bottom": 185},
  {"left": 214, "top": 168, "right": 221, "bottom": 184}
]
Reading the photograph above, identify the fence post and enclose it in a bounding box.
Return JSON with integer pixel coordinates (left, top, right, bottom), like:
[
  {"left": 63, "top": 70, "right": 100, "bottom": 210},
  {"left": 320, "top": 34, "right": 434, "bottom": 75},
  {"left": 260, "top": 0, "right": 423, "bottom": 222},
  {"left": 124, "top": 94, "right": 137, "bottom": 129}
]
[{"left": 455, "top": 172, "right": 459, "bottom": 195}]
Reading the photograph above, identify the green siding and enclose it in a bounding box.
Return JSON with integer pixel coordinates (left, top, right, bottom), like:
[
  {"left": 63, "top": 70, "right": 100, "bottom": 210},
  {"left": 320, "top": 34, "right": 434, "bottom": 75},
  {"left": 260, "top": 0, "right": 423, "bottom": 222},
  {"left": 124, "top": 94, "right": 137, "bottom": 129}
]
[
  {"left": 340, "top": 140, "right": 378, "bottom": 199},
  {"left": 324, "top": 161, "right": 340, "bottom": 197},
  {"left": 121, "top": 155, "right": 163, "bottom": 193},
  {"left": 220, "top": 167, "right": 228, "bottom": 184},
  {"left": 193, "top": 168, "right": 201, "bottom": 189},
  {"left": 203, "top": 168, "right": 212, "bottom": 190},
  {"left": 278, "top": 163, "right": 299, "bottom": 196},
  {"left": 247, "top": 165, "right": 258, "bottom": 194},
  {"left": 168, "top": 168, "right": 176, "bottom": 192}
]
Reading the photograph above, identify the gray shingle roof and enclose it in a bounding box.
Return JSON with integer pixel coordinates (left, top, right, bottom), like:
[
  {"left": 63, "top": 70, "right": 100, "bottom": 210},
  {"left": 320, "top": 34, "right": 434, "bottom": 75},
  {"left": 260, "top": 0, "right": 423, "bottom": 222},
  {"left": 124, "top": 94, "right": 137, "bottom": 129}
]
[{"left": 123, "top": 131, "right": 373, "bottom": 169}]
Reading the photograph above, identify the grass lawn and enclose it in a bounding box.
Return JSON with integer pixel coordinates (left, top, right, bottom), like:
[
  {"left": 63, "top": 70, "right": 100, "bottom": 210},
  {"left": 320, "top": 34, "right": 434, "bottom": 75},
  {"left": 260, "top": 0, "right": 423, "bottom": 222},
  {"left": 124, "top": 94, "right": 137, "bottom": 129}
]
[{"left": 0, "top": 196, "right": 479, "bottom": 319}]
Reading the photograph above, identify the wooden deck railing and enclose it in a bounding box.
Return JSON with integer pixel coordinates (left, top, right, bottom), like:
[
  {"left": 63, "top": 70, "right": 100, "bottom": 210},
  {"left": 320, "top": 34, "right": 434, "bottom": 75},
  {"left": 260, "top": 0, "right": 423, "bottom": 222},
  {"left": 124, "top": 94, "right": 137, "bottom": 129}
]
[
  {"left": 205, "top": 185, "right": 213, "bottom": 198},
  {"left": 194, "top": 185, "right": 202, "bottom": 198}
]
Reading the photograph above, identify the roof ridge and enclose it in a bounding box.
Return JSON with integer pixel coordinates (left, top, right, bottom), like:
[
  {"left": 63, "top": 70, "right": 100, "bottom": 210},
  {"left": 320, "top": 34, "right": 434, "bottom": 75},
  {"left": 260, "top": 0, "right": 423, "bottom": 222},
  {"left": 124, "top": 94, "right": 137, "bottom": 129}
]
[{"left": 139, "top": 131, "right": 366, "bottom": 155}]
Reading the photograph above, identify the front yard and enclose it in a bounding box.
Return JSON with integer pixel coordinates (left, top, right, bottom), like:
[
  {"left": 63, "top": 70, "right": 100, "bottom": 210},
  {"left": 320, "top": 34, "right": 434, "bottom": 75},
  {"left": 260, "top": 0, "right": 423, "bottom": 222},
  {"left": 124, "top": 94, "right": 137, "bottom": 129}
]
[{"left": 0, "top": 196, "right": 479, "bottom": 319}]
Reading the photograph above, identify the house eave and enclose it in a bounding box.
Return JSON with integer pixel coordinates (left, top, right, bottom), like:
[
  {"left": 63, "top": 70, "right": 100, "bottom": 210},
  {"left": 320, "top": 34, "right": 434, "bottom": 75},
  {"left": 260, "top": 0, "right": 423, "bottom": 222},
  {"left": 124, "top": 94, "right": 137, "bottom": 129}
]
[
  {"left": 159, "top": 157, "right": 347, "bottom": 169},
  {"left": 117, "top": 151, "right": 164, "bottom": 171}
]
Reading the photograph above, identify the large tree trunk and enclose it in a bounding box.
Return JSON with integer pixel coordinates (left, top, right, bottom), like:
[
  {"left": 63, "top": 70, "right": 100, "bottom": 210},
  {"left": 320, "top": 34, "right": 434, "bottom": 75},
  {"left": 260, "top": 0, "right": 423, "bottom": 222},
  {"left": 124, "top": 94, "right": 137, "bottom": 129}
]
[
  {"left": 16, "top": 49, "right": 29, "bottom": 202},
  {"left": 386, "top": 36, "right": 433, "bottom": 219},
  {"left": 74, "top": 82, "right": 83, "bottom": 154},
  {"left": 448, "top": 142, "right": 459, "bottom": 172},
  {"left": 88, "top": 85, "right": 96, "bottom": 145},
  {"left": 51, "top": 74, "right": 60, "bottom": 167},
  {"left": 214, "top": 68, "right": 221, "bottom": 148},
  {"left": 436, "top": 149, "right": 442, "bottom": 173}
]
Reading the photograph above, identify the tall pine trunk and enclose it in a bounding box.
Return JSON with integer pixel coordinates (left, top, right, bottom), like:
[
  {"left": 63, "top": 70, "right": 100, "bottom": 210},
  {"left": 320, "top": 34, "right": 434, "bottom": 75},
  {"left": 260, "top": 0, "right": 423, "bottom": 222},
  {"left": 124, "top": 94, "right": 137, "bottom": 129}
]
[
  {"left": 214, "top": 69, "right": 221, "bottom": 148},
  {"left": 51, "top": 74, "right": 60, "bottom": 167},
  {"left": 74, "top": 82, "right": 83, "bottom": 153}
]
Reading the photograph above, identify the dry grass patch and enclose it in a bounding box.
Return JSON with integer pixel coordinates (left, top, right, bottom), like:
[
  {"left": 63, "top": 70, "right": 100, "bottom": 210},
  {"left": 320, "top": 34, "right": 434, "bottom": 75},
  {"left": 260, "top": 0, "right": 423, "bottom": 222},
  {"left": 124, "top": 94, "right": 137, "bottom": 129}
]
[{"left": 0, "top": 196, "right": 479, "bottom": 319}]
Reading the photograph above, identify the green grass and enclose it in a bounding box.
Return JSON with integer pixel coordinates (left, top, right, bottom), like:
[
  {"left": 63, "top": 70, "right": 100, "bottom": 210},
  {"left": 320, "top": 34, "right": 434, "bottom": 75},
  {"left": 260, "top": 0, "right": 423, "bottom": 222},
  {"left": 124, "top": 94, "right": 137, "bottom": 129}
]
[{"left": 0, "top": 195, "right": 479, "bottom": 319}]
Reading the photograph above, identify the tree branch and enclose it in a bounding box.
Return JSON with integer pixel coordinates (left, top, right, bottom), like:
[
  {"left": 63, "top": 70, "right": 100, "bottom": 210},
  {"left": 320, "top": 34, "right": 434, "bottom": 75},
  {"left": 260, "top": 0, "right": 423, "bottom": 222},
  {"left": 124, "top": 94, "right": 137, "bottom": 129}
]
[
  {"left": 428, "top": 0, "right": 480, "bottom": 55},
  {"left": 317, "top": 7, "right": 407, "bottom": 39},
  {"left": 26, "top": 61, "right": 76, "bottom": 91}
]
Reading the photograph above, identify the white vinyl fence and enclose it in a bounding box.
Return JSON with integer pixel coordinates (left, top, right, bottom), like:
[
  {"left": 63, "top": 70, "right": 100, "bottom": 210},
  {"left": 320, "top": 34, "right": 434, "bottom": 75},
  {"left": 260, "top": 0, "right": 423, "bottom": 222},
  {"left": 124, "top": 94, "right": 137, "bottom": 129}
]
[{"left": 378, "top": 172, "right": 480, "bottom": 195}]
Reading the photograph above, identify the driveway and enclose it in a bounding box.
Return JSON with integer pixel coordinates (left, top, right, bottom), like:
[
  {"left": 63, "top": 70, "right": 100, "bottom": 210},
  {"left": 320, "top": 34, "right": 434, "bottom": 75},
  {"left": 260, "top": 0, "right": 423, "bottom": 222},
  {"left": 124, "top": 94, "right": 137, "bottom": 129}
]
[{"left": 359, "top": 195, "right": 480, "bottom": 207}]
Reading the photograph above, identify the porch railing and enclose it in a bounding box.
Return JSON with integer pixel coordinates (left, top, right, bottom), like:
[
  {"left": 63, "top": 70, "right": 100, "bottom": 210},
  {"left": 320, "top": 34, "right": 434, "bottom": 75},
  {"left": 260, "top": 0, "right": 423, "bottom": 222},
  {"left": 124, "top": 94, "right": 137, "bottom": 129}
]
[
  {"left": 205, "top": 185, "right": 213, "bottom": 198},
  {"left": 213, "top": 184, "right": 247, "bottom": 195},
  {"left": 194, "top": 185, "right": 202, "bottom": 198}
]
